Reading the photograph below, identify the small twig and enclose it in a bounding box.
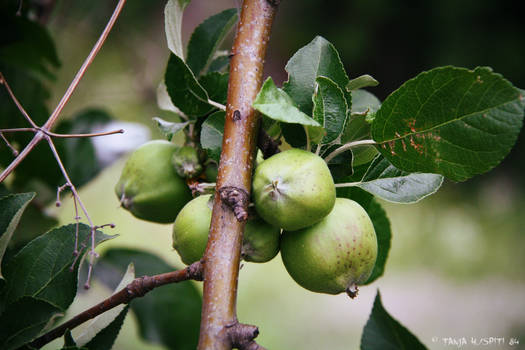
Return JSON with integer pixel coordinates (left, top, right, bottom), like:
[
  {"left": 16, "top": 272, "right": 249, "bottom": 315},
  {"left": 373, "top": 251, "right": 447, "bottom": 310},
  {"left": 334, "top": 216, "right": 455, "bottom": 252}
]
[
  {"left": 208, "top": 99, "right": 227, "bottom": 111},
  {"left": 42, "top": 0, "right": 127, "bottom": 130},
  {"left": 257, "top": 127, "right": 281, "bottom": 159},
  {"left": 334, "top": 181, "right": 360, "bottom": 188},
  {"left": 323, "top": 139, "right": 377, "bottom": 163},
  {"left": 0, "top": 127, "right": 124, "bottom": 138},
  {"left": 0, "top": 132, "right": 19, "bottom": 156},
  {"left": 0, "top": 72, "right": 39, "bottom": 128},
  {"left": 0, "top": 0, "right": 127, "bottom": 183},
  {"left": 314, "top": 143, "right": 321, "bottom": 156},
  {"left": 29, "top": 261, "right": 204, "bottom": 349},
  {"left": 227, "top": 322, "right": 267, "bottom": 350},
  {"left": 304, "top": 125, "right": 311, "bottom": 152}
]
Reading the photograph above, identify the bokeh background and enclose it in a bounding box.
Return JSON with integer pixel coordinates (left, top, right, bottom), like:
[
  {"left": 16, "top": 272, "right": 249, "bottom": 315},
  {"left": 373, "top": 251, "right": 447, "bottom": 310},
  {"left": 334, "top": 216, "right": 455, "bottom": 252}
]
[{"left": 9, "top": 0, "right": 525, "bottom": 349}]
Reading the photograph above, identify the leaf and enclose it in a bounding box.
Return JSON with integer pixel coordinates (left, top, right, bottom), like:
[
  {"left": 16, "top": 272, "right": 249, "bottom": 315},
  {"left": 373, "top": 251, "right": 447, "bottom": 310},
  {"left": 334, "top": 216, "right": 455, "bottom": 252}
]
[
  {"left": 186, "top": 8, "right": 238, "bottom": 76},
  {"left": 371, "top": 66, "right": 525, "bottom": 181},
  {"left": 347, "top": 74, "right": 379, "bottom": 91},
  {"left": 97, "top": 248, "right": 202, "bottom": 350},
  {"left": 2, "top": 223, "right": 115, "bottom": 310},
  {"left": 200, "top": 111, "right": 225, "bottom": 163},
  {"left": 165, "top": 53, "right": 212, "bottom": 117},
  {"left": 199, "top": 71, "right": 229, "bottom": 105},
  {"left": 254, "top": 78, "right": 322, "bottom": 128},
  {"left": 354, "top": 155, "right": 444, "bottom": 203},
  {"left": 83, "top": 306, "right": 129, "bottom": 350},
  {"left": 312, "top": 76, "right": 349, "bottom": 144},
  {"left": 208, "top": 53, "right": 230, "bottom": 73},
  {"left": 75, "top": 264, "right": 135, "bottom": 347},
  {"left": 0, "top": 192, "right": 35, "bottom": 280},
  {"left": 0, "top": 297, "right": 61, "bottom": 350},
  {"left": 351, "top": 89, "right": 381, "bottom": 116},
  {"left": 283, "top": 36, "right": 350, "bottom": 115},
  {"left": 0, "top": 15, "right": 60, "bottom": 79},
  {"left": 363, "top": 199, "right": 391, "bottom": 284},
  {"left": 152, "top": 117, "right": 189, "bottom": 141},
  {"left": 361, "top": 291, "right": 427, "bottom": 350},
  {"left": 164, "top": 0, "right": 191, "bottom": 58},
  {"left": 336, "top": 187, "right": 391, "bottom": 285},
  {"left": 156, "top": 80, "right": 179, "bottom": 113}
]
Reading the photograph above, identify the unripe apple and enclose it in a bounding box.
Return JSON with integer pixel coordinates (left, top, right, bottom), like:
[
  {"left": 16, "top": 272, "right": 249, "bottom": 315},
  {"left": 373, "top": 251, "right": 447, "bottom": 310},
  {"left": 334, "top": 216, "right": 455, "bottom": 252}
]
[
  {"left": 172, "top": 146, "right": 203, "bottom": 178},
  {"left": 172, "top": 194, "right": 280, "bottom": 265},
  {"left": 252, "top": 149, "right": 336, "bottom": 231},
  {"left": 115, "top": 140, "right": 192, "bottom": 223},
  {"left": 280, "top": 198, "right": 377, "bottom": 297}
]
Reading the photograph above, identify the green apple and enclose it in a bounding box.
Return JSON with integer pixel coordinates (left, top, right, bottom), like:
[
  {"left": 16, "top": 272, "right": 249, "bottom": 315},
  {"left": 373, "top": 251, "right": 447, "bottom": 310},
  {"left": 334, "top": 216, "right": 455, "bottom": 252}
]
[
  {"left": 280, "top": 198, "right": 377, "bottom": 297},
  {"left": 172, "top": 146, "right": 203, "bottom": 178},
  {"left": 252, "top": 148, "right": 336, "bottom": 231},
  {"left": 115, "top": 140, "right": 192, "bottom": 223},
  {"left": 172, "top": 194, "right": 280, "bottom": 265}
]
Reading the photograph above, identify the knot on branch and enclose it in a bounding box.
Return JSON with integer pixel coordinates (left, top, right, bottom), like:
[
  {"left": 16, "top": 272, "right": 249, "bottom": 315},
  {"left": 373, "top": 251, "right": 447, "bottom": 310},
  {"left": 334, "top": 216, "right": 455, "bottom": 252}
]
[
  {"left": 257, "top": 128, "right": 281, "bottom": 159},
  {"left": 125, "top": 275, "right": 155, "bottom": 302},
  {"left": 226, "top": 321, "right": 266, "bottom": 350},
  {"left": 219, "top": 186, "right": 250, "bottom": 222},
  {"left": 187, "top": 260, "right": 204, "bottom": 281}
]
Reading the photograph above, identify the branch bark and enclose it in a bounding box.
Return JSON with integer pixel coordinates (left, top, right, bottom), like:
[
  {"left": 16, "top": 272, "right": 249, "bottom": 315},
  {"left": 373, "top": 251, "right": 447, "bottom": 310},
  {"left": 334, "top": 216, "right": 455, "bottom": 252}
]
[
  {"left": 198, "top": 1, "right": 279, "bottom": 349},
  {"left": 29, "top": 261, "right": 203, "bottom": 349}
]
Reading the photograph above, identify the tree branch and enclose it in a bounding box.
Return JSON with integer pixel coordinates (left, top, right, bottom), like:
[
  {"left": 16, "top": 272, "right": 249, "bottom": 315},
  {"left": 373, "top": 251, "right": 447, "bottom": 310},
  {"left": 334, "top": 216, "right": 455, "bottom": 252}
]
[
  {"left": 197, "top": 1, "right": 279, "bottom": 349},
  {"left": 29, "top": 261, "right": 203, "bottom": 349}
]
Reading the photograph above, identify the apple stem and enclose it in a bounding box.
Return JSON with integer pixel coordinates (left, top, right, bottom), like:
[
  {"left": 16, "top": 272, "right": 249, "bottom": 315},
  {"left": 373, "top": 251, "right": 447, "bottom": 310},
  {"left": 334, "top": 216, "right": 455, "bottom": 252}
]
[{"left": 346, "top": 283, "right": 359, "bottom": 299}]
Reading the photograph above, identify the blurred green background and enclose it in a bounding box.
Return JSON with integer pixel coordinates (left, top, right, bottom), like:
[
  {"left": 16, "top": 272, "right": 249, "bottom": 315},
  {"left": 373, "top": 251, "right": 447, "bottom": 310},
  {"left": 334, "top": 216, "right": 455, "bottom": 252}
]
[{"left": 7, "top": 0, "right": 525, "bottom": 349}]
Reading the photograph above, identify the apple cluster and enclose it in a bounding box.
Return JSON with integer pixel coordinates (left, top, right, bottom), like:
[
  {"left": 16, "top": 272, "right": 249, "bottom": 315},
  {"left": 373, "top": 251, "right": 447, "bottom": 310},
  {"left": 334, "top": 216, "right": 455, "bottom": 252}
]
[{"left": 115, "top": 141, "right": 378, "bottom": 297}]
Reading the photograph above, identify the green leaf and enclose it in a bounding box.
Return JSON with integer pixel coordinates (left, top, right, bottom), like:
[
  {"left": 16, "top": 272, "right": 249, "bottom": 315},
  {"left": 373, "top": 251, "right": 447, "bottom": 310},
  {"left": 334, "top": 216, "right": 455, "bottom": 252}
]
[
  {"left": 372, "top": 66, "right": 525, "bottom": 181},
  {"left": 363, "top": 200, "right": 391, "bottom": 285},
  {"left": 186, "top": 8, "right": 238, "bottom": 76},
  {"left": 283, "top": 36, "right": 350, "bottom": 115},
  {"left": 3, "top": 223, "right": 115, "bottom": 310},
  {"left": 200, "top": 111, "right": 225, "bottom": 163},
  {"left": 0, "top": 192, "right": 35, "bottom": 280},
  {"left": 75, "top": 264, "right": 134, "bottom": 347},
  {"left": 347, "top": 75, "right": 379, "bottom": 91},
  {"left": 0, "top": 15, "right": 60, "bottom": 79},
  {"left": 97, "top": 248, "right": 202, "bottom": 350},
  {"left": 254, "top": 78, "right": 322, "bottom": 128},
  {"left": 164, "top": 0, "right": 191, "bottom": 58},
  {"left": 152, "top": 117, "right": 189, "bottom": 141},
  {"left": 336, "top": 187, "right": 391, "bottom": 285},
  {"left": 165, "top": 53, "right": 212, "bottom": 117},
  {"left": 353, "top": 155, "right": 444, "bottom": 203},
  {"left": 0, "top": 297, "right": 61, "bottom": 350},
  {"left": 83, "top": 307, "right": 129, "bottom": 350},
  {"left": 312, "top": 76, "right": 349, "bottom": 144},
  {"left": 361, "top": 291, "right": 427, "bottom": 350},
  {"left": 199, "top": 71, "right": 229, "bottom": 106},
  {"left": 208, "top": 53, "right": 230, "bottom": 73},
  {"left": 351, "top": 89, "right": 381, "bottom": 116}
]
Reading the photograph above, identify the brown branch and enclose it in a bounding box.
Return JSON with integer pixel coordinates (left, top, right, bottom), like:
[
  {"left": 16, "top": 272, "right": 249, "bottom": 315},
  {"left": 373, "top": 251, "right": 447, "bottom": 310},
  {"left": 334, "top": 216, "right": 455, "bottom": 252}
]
[
  {"left": 29, "top": 261, "right": 203, "bottom": 349},
  {"left": 227, "top": 322, "right": 267, "bottom": 350},
  {"left": 198, "top": 1, "right": 279, "bottom": 349},
  {"left": 0, "top": 0, "right": 126, "bottom": 183}
]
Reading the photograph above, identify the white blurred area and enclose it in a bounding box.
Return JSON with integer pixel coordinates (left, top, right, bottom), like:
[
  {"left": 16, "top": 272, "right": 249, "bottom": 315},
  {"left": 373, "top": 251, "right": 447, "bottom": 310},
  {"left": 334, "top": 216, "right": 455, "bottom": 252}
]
[{"left": 91, "top": 121, "right": 151, "bottom": 167}]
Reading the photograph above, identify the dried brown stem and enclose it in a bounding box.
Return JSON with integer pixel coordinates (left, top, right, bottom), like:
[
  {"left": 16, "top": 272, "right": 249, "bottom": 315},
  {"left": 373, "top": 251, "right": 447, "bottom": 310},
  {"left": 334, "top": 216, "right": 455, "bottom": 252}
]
[
  {"left": 198, "top": 0, "right": 279, "bottom": 349},
  {"left": 257, "top": 127, "right": 281, "bottom": 159},
  {"left": 0, "top": 0, "right": 126, "bottom": 183},
  {"left": 30, "top": 261, "right": 204, "bottom": 349}
]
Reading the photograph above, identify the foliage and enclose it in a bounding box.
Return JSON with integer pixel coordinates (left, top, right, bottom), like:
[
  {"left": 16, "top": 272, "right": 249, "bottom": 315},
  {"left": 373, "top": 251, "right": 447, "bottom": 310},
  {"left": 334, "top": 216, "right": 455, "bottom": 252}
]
[{"left": 0, "top": 1, "right": 523, "bottom": 349}]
